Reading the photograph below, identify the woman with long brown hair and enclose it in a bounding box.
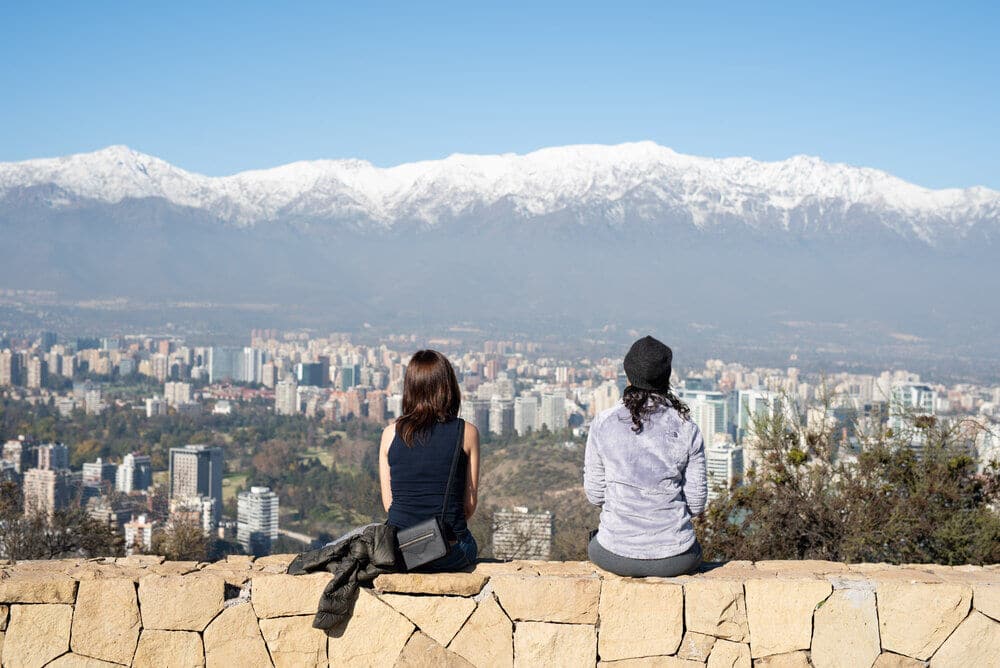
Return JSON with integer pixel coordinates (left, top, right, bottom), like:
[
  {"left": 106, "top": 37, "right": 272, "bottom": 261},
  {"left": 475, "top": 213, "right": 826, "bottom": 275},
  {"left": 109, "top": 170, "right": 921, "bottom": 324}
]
[{"left": 379, "top": 349, "right": 481, "bottom": 571}]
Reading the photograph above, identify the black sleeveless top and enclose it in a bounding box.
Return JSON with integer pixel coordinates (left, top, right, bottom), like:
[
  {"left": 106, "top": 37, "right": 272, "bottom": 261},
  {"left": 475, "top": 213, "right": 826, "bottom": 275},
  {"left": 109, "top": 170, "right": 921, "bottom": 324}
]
[{"left": 386, "top": 418, "right": 468, "bottom": 535}]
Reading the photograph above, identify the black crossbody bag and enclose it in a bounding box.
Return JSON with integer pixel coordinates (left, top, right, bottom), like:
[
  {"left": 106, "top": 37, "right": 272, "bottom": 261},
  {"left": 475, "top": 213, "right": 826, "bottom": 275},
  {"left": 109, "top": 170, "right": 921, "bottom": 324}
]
[{"left": 396, "top": 419, "right": 465, "bottom": 571}]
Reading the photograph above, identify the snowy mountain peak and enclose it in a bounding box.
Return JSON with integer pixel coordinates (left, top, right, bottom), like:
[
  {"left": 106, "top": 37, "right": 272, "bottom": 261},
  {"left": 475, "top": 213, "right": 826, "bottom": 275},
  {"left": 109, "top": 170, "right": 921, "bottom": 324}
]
[{"left": 0, "top": 142, "right": 997, "bottom": 244}]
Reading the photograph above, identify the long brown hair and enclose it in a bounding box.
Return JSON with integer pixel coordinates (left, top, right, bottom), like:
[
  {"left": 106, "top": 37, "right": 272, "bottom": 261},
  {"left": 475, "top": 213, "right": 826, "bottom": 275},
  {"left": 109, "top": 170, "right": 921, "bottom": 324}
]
[{"left": 396, "top": 349, "right": 461, "bottom": 446}]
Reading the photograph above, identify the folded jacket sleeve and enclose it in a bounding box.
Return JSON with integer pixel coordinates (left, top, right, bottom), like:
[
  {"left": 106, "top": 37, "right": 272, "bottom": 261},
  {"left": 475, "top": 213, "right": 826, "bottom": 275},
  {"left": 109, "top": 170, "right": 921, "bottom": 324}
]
[
  {"left": 683, "top": 423, "right": 708, "bottom": 516},
  {"left": 584, "top": 416, "right": 606, "bottom": 506}
]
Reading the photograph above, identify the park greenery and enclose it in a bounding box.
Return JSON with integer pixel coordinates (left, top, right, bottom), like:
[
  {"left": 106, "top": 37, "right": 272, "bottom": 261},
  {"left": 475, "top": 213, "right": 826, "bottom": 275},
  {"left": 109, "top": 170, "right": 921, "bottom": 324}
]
[{"left": 698, "top": 404, "right": 1000, "bottom": 565}]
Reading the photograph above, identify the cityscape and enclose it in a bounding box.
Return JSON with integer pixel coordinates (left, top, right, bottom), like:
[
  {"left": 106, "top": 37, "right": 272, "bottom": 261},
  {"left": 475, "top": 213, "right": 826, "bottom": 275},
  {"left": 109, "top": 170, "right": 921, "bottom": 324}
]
[{"left": 2, "top": 327, "right": 997, "bottom": 561}]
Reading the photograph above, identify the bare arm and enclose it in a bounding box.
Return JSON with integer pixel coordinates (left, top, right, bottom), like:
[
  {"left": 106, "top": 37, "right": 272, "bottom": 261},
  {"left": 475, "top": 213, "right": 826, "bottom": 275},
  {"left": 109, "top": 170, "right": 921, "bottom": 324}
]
[
  {"left": 378, "top": 423, "right": 395, "bottom": 513},
  {"left": 463, "top": 423, "right": 480, "bottom": 519}
]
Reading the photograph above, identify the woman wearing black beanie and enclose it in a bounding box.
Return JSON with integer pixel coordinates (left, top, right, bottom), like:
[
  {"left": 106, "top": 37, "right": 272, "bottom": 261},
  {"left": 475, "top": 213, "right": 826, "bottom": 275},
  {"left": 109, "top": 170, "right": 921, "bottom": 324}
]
[{"left": 583, "top": 336, "right": 707, "bottom": 577}]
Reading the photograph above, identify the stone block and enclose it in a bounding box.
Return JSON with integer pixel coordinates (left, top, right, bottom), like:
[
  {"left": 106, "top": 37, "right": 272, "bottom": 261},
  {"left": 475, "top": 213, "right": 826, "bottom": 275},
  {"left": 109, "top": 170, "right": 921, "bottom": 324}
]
[
  {"left": 70, "top": 579, "right": 141, "bottom": 665},
  {"left": 0, "top": 573, "right": 76, "bottom": 603},
  {"left": 450, "top": 594, "right": 514, "bottom": 668},
  {"left": 744, "top": 578, "right": 832, "bottom": 657},
  {"left": 532, "top": 561, "right": 601, "bottom": 576},
  {"left": 707, "top": 639, "right": 751, "bottom": 668},
  {"left": 2, "top": 603, "right": 72, "bottom": 667},
  {"left": 328, "top": 588, "right": 415, "bottom": 666},
  {"left": 139, "top": 574, "right": 225, "bottom": 631},
  {"left": 684, "top": 579, "right": 749, "bottom": 642},
  {"left": 753, "top": 651, "right": 811, "bottom": 667},
  {"left": 259, "top": 615, "right": 328, "bottom": 667},
  {"left": 251, "top": 573, "right": 329, "bottom": 618},
  {"left": 118, "top": 554, "right": 165, "bottom": 567},
  {"left": 929, "top": 610, "right": 1000, "bottom": 667},
  {"left": 753, "top": 560, "right": 849, "bottom": 575},
  {"left": 381, "top": 593, "right": 476, "bottom": 646},
  {"left": 877, "top": 581, "right": 971, "bottom": 660},
  {"left": 811, "top": 589, "right": 880, "bottom": 668},
  {"left": 514, "top": 621, "right": 596, "bottom": 668},
  {"left": 133, "top": 629, "right": 205, "bottom": 667},
  {"left": 47, "top": 653, "right": 123, "bottom": 667},
  {"left": 676, "top": 631, "right": 716, "bottom": 662},
  {"left": 491, "top": 574, "right": 600, "bottom": 623},
  {"left": 203, "top": 601, "right": 271, "bottom": 668},
  {"left": 373, "top": 571, "right": 488, "bottom": 596},
  {"left": 974, "top": 582, "right": 1000, "bottom": 622},
  {"left": 597, "top": 658, "right": 703, "bottom": 667},
  {"left": 253, "top": 554, "right": 298, "bottom": 572},
  {"left": 150, "top": 561, "right": 202, "bottom": 576},
  {"left": 598, "top": 578, "right": 684, "bottom": 660},
  {"left": 469, "top": 561, "right": 535, "bottom": 576},
  {"left": 872, "top": 653, "right": 925, "bottom": 667},
  {"left": 0, "top": 604, "right": 6, "bottom": 630},
  {"left": 395, "top": 631, "right": 474, "bottom": 668}
]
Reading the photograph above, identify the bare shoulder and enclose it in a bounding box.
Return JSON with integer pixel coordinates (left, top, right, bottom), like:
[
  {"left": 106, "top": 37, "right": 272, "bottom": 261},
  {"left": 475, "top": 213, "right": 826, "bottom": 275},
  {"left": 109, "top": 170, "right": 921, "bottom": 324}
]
[
  {"left": 380, "top": 421, "right": 397, "bottom": 445},
  {"left": 463, "top": 421, "right": 480, "bottom": 443}
]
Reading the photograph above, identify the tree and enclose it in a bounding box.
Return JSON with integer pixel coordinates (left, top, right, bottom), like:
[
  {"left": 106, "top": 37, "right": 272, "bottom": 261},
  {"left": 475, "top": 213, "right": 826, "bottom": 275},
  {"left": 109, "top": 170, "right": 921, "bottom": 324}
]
[
  {"left": 697, "top": 399, "right": 1000, "bottom": 565},
  {"left": 0, "top": 482, "right": 122, "bottom": 561},
  {"left": 151, "top": 519, "right": 208, "bottom": 561}
]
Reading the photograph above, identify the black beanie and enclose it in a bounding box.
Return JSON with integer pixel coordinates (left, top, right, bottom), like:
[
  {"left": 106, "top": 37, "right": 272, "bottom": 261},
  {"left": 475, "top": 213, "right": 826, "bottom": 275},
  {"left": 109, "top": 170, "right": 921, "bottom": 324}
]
[{"left": 623, "top": 336, "right": 673, "bottom": 393}]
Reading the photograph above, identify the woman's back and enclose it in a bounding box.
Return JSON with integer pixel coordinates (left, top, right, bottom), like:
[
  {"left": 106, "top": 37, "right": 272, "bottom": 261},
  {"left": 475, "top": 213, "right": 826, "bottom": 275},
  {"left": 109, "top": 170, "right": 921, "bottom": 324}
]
[
  {"left": 585, "top": 401, "right": 706, "bottom": 559},
  {"left": 386, "top": 418, "right": 468, "bottom": 536}
]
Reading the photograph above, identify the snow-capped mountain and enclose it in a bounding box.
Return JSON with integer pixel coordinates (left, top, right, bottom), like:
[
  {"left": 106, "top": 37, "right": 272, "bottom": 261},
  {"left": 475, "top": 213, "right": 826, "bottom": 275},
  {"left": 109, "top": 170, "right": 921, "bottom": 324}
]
[{"left": 1, "top": 142, "right": 997, "bottom": 246}]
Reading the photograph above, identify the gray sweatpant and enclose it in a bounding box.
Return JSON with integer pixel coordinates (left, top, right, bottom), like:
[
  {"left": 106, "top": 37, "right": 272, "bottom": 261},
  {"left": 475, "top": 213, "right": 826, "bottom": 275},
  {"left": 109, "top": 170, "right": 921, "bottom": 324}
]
[{"left": 588, "top": 534, "right": 702, "bottom": 578}]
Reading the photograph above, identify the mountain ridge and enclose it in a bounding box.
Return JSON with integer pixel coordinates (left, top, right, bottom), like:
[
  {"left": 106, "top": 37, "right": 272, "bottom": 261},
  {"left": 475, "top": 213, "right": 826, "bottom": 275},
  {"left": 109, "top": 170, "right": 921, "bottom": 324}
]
[{"left": 2, "top": 142, "right": 997, "bottom": 245}]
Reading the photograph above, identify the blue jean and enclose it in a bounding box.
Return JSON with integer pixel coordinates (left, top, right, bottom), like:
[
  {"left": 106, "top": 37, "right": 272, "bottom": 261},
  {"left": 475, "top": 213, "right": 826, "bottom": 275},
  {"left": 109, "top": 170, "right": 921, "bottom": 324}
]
[{"left": 412, "top": 530, "right": 478, "bottom": 573}]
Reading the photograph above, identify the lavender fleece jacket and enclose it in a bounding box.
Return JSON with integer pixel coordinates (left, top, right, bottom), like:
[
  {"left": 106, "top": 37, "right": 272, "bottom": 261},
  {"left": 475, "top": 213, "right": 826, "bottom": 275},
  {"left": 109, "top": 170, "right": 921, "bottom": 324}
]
[{"left": 584, "top": 401, "right": 707, "bottom": 559}]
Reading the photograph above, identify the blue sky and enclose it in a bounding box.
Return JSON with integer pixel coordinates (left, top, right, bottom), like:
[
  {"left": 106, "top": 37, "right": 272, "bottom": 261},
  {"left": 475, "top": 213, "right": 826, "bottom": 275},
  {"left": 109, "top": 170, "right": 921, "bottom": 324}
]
[{"left": 1, "top": 1, "right": 997, "bottom": 188}]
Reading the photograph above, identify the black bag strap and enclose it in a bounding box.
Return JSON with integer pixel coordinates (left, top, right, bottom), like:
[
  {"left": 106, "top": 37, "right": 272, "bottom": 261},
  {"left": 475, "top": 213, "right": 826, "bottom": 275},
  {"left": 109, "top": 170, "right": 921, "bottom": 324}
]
[{"left": 439, "top": 419, "right": 465, "bottom": 519}]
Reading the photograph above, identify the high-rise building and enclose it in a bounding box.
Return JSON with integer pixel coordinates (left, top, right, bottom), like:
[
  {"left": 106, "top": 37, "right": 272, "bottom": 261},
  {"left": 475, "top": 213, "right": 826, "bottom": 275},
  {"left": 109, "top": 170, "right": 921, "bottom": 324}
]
[
  {"left": 514, "top": 396, "right": 539, "bottom": 436},
  {"left": 82, "top": 458, "right": 117, "bottom": 489},
  {"left": 538, "top": 394, "right": 567, "bottom": 432},
  {"left": 492, "top": 507, "right": 554, "bottom": 560},
  {"left": 733, "top": 389, "right": 781, "bottom": 444},
  {"left": 23, "top": 467, "right": 73, "bottom": 516},
  {"left": 208, "top": 346, "right": 242, "bottom": 384},
  {"left": 460, "top": 399, "right": 491, "bottom": 432},
  {"left": 683, "top": 390, "right": 729, "bottom": 448},
  {"left": 26, "top": 356, "right": 46, "bottom": 389},
  {"left": 340, "top": 364, "right": 361, "bottom": 390},
  {"left": 237, "top": 486, "right": 280, "bottom": 556},
  {"left": 123, "top": 514, "right": 155, "bottom": 555},
  {"left": 275, "top": 378, "right": 299, "bottom": 416},
  {"left": 2, "top": 438, "right": 33, "bottom": 473},
  {"left": 145, "top": 396, "right": 167, "bottom": 417},
  {"left": 168, "top": 445, "right": 224, "bottom": 526},
  {"left": 0, "top": 350, "right": 17, "bottom": 386},
  {"left": 590, "top": 381, "right": 620, "bottom": 417},
  {"left": 489, "top": 398, "right": 515, "bottom": 436},
  {"left": 261, "top": 362, "right": 277, "bottom": 389},
  {"left": 242, "top": 347, "right": 265, "bottom": 384},
  {"left": 39, "top": 331, "right": 57, "bottom": 352},
  {"left": 705, "top": 441, "right": 744, "bottom": 502},
  {"left": 37, "top": 443, "right": 69, "bottom": 471},
  {"left": 116, "top": 453, "right": 153, "bottom": 493},
  {"left": 164, "top": 381, "right": 192, "bottom": 407},
  {"left": 296, "top": 362, "right": 325, "bottom": 387}
]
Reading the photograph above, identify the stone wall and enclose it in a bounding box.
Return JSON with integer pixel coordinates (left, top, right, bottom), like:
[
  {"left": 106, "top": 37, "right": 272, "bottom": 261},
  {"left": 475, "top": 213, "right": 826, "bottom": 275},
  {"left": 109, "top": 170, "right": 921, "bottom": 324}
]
[{"left": 0, "top": 556, "right": 998, "bottom": 666}]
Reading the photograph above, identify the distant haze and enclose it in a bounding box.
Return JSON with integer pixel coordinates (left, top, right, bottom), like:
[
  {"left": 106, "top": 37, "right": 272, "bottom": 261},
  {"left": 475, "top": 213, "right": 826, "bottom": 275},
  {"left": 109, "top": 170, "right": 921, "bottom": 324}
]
[{"left": 1, "top": 142, "right": 998, "bottom": 363}]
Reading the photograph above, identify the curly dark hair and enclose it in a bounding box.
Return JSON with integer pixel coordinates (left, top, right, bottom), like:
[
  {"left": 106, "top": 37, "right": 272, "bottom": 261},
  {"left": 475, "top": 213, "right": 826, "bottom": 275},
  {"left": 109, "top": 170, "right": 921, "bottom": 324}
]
[{"left": 622, "top": 385, "right": 690, "bottom": 433}]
